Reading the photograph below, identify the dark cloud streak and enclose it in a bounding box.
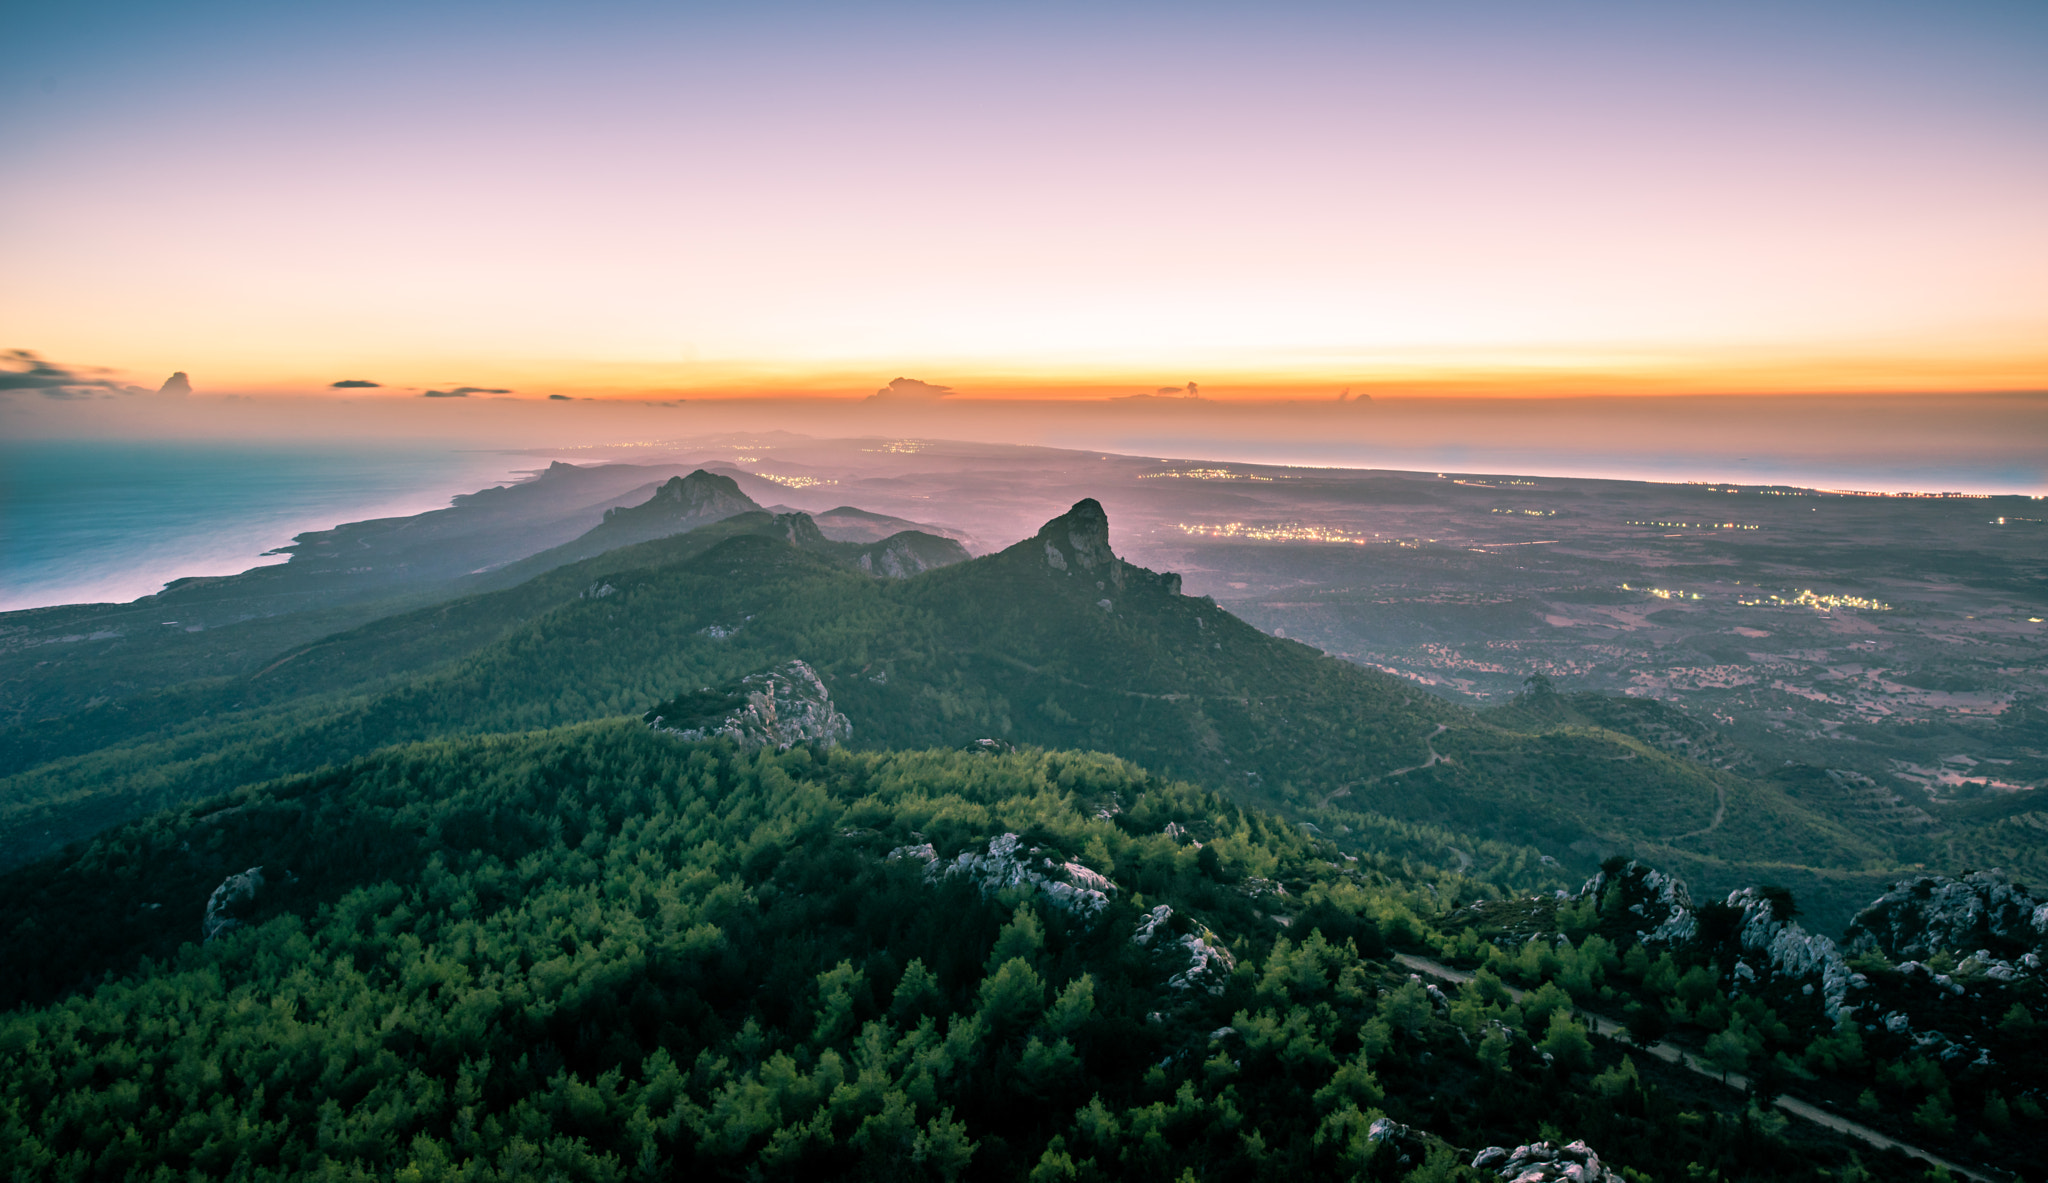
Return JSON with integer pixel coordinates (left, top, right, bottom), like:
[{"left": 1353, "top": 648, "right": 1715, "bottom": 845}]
[
  {"left": 421, "top": 386, "right": 512, "bottom": 398},
  {"left": 0, "top": 349, "right": 149, "bottom": 398},
  {"left": 331, "top": 379, "right": 380, "bottom": 388}
]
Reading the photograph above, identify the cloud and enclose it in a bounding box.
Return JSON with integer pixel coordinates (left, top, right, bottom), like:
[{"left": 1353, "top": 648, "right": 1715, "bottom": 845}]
[
  {"left": 157, "top": 372, "right": 191, "bottom": 397},
  {"left": 0, "top": 349, "right": 149, "bottom": 398},
  {"left": 421, "top": 386, "right": 512, "bottom": 398},
  {"left": 331, "top": 379, "right": 381, "bottom": 388},
  {"left": 865, "top": 376, "right": 953, "bottom": 402},
  {"left": 548, "top": 394, "right": 572, "bottom": 400}
]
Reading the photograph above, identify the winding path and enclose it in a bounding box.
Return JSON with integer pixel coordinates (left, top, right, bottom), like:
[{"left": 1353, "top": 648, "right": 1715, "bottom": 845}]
[
  {"left": 1393, "top": 954, "right": 1997, "bottom": 1183},
  {"left": 1670, "top": 780, "right": 1729, "bottom": 842},
  {"left": 1318, "top": 724, "right": 1452, "bottom": 808}
]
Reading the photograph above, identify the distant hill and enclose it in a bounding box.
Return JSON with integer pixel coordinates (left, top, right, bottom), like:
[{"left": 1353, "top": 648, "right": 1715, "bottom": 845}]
[
  {"left": 474, "top": 469, "right": 761, "bottom": 587},
  {"left": 810, "top": 505, "right": 976, "bottom": 547}
]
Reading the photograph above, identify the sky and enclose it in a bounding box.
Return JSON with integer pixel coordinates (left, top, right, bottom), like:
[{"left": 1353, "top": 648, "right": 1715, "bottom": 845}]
[{"left": 2, "top": 0, "right": 2046, "bottom": 402}]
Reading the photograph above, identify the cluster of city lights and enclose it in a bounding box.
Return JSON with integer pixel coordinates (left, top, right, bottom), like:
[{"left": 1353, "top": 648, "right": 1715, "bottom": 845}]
[
  {"left": 1821, "top": 489, "right": 1992, "bottom": 499},
  {"left": 861, "top": 440, "right": 928, "bottom": 454},
  {"left": 1174, "top": 522, "right": 1386, "bottom": 544},
  {"left": 729, "top": 455, "right": 760, "bottom": 463},
  {"left": 1451, "top": 478, "right": 1537, "bottom": 488},
  {"left": 1737, "top": 590, "right": 1892, "bottom": 612},
  {"left": 1490, "top": 508, "right": 1556, "bottom": 518},
  {"left": 1626, "top": 520, "right": 1760, "bottom": 530},
  {"left": 753, "top": 473, "right": 837, "bottom": 488},
  {"left": 1621, "top": 584, "right": 1702, "bottom": 602},
  {"left": 1140, "top": 468, "right": 1275, "bottom": 481}
]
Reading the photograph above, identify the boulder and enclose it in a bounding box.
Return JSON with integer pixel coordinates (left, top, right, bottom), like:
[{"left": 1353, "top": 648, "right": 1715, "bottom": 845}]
[
  {"left": 201, "top": 867, "right": 274, "bottom": 942},
  {"left": 1365, "top": 1118, "right": 1432, "bottom": 1168}
]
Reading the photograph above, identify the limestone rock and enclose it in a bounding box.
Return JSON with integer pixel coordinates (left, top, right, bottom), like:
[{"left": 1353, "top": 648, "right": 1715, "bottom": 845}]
[
  {"left": 914, "top": 832, "right": 1115, "bottom": 918},
  {"left": 644, "top": 660, "right": 851, "bottom": 751},
  {"left": 1724, "top": 886, "right": 1855, "bottom": 1020},
  {"left": 1471, "top": 1140, "right": 1620, "bottom": 1182},
  {"left": 1132, "top": 902, "right": 1236, "bottom": 993},
  {"left": 1846, "top": 869, "right": 2048, "bottom": 963},
  {"left": 1576, "top": 860, "right": 1696, "bottom": 945}
]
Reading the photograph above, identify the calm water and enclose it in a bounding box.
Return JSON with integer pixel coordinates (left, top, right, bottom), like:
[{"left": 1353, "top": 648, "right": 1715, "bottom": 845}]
[{"left": 0, "top": 441, "right": 540, "bottom": 612}]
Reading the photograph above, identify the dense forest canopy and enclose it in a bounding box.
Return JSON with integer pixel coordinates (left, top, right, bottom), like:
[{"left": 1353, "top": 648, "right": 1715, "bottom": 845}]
[{"left": 10, "top": 728, "right": 2032, "bottom": 1181}]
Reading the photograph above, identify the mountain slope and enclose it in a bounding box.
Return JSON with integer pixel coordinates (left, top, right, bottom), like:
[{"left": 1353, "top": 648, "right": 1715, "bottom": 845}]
[
  {"left": 0, "top": 512, "right": 965, "bottom": 783},
  {"left": 0, "top": 501, "right": 1892, "bottom": 924}
]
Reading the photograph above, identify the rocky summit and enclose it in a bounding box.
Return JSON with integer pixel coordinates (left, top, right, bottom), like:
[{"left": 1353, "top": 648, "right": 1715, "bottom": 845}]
[
  {"left": 602, "top": 469, "right": 759, "bottom": 529},
  {"left": 1037, "top": 497, "right": 1119, "bottom": 578},
  {"left": 643, "top": 659, "right": 851, "bottom": 750}
]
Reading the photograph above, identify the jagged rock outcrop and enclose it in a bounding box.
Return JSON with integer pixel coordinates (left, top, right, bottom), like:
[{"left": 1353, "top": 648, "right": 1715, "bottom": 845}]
[
  {"left": 855, "top": 531, "right": 970, "bottom": 578},
  {"left": 1364, "top": 1118, "right": 1433, "bottom": 1169},
  {"left": 1022, "top": 499, "right": 1188, "bottom": 603},
  {"left": 1579, "top": 862, "right": 1855, "bottom": 1017},
  {"left": 1471, "top": 1140, "right": 1621, "bottom": 1182},
  {"left": 1132, "top": 903, "right": 1236, "bottom": 993},
  {"left": 644, "top": 660, "right": 851, "bottom": 751},
  {"left": 1846, "top": 869, "right": 2048, "bottom": 963},
  {"left": 1041, "top": 498, "right": 1117, "bottom": 573},
  {"left": 1575, "top": 859, "right": 1696, "bottom": 945},
  {"left": 892, "top": 832, "right": 1115, "bottom": 917},
  {"left": 1723, "top": 886, "right": 1855, "bottom": 1020},
  {"left": 201, "top": 866, "right": 286, "bottom": 942}
]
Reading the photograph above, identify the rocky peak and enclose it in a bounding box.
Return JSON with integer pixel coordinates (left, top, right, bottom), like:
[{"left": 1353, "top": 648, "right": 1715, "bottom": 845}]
[
  {"left": 660, "top": 469, "right": 753, "bottom": 511},
  {"left": 644, "top": 659, "right": 851, "bottom": 751},
  {"left": 1037, "top": 498, "right": 1116, "bottom": 573},
  {"left": 605, "top": 469, "right": 761, "bottom": 525}
]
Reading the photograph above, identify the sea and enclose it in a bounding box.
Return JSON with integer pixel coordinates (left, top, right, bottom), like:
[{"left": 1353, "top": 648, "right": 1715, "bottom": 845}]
[
  {"left": 4, "top": 423, "right": 2042, "bottom": 614},
  {"left": 0, "top": 440, "right": 545, "bottom": 612}
]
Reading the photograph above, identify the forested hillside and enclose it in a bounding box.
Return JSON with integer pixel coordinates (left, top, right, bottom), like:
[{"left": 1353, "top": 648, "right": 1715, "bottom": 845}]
[{"left": 0, "top": 728, "right": 1965, "bottom": 1181}]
